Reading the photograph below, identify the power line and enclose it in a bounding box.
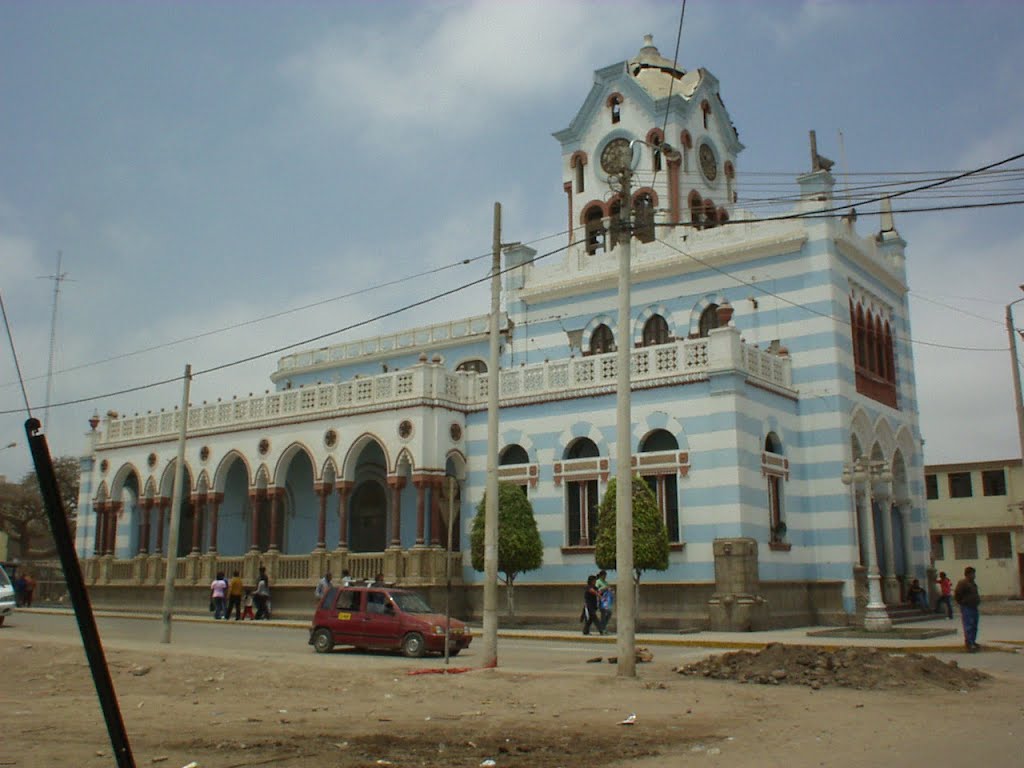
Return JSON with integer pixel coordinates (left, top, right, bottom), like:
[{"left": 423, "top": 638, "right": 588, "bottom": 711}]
[
  {"left": 0, "top": 242, "right": 572, "bottom": 416},
  {"left": 653, "top": 236, "right": 1007, "bottom": 353}
]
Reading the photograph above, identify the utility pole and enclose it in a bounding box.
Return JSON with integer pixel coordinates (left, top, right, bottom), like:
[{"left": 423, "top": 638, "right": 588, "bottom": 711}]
[
  {"left": 1007, "top": 287, "right": 1024, "bottom": 459},
  {"left": 482, "top": 203, "right": 501, "bottom": 667},
  {"left": 40, "top": 251, "right": 71, "bottom": 417},
  {"left": 614, "top": 169, "right": 636, "bottom": 677},
  {"left": 160, "top": 364, "right": 192, "bottom": 644}
]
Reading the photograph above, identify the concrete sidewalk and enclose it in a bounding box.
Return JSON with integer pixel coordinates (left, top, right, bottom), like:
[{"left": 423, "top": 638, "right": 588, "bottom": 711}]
[{"left": 20, "top": 605, "right": 1024, "bottom": 654}]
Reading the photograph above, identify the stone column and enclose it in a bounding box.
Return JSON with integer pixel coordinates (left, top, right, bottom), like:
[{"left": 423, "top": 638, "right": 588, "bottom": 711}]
[
  {"left": 874, "top": 481, "right": 898, "bottom": 604},
  {"left": 155, "top": 499, "right": 167, "bottom": 555},
  {"left": 314, "top": 483, "right": 328, "bottom": 551},
  {"left": 413, "top": 477, "right": 427, "bottom": 547},
  {"left": 207, "top": 494, "right": 221, "bottom": 553},
  {"left": 190, "top": 494, "right": 204, "bottom": 554},
  {"left": 430, "top": 478, "right": 443, "bottom": 547},
  {"left": 138, "top": 499, "right": 152, "bottom": 555},
  {"left": 387, "top": 476, "right": 405, "bottom": 548},
  {"left": 249, "top": 491, "right": 262, "bottom": 552},
  {"left": 106, "top": 501, "right": 122, "bottom": 556},
  {"left": 93, "top": 502, "right": 106, "bottom": 556},
  {"left": 897, "top": 499, "right": 914, "bottom": 580},
  {"left": 335, "top": 481, "right": 352, "bottom": 551},
  {"left": 268, "top": 488, "right": 281, "bottom": 552}
]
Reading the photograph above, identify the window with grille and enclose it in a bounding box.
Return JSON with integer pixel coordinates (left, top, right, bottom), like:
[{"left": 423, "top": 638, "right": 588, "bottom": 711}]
[
  {"left": 982, "top": 469, "right": 1006, "bottom": 496},
  {"left": 948, "top": 472, "right": 973, "bottom": 498},
  {"left": 930, "top": 534, "right": 945, "bottom": 561},
  {"left": 987, "top": 532, "right": 1012, "bottom": 559},
  {"left": 925, "top": 474, "right": 938, "bottom": 500},
  {"left": 953, "top": 534, "right": 978, "bottom": 560}
]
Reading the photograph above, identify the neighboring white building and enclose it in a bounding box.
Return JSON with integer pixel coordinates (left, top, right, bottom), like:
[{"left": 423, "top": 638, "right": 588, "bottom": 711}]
[
  {"left": 926, "top": 459, "right": 1024, "bottom": 598},
  {"left": 77, "top": 37, "right": 928, "bottom": 627}
]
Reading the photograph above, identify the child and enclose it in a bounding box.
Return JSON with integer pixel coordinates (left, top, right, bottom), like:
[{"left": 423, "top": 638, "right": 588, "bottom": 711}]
[{"left": 241, "top": 589, "right": 255, "bottom": 621}]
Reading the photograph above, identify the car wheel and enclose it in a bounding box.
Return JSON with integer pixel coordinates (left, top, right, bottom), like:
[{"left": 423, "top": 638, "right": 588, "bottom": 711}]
[
  {"left": 401, "top": 632, "right": 425, "bottom": 658},
  {"left": 312, "top": 628, "right": 334, "bottom": 654}
]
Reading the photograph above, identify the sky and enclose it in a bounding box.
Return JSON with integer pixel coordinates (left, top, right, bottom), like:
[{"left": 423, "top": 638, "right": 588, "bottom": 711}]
[{"left": 1, "top": 0, "right": 1023, "bottom": 486}]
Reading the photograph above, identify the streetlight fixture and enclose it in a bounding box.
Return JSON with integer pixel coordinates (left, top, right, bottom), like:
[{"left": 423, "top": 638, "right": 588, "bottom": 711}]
[
  {"left": 841, "top": 455, "right": 893, "bottom": 631},
  {"left": 1006, "top": 285, "right": 1024, "bottom": 460}
]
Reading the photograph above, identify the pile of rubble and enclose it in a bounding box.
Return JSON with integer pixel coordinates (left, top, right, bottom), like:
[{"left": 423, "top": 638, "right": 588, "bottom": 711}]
[{"left": 674, "top": 643, "right": 990, "bottom": 690}]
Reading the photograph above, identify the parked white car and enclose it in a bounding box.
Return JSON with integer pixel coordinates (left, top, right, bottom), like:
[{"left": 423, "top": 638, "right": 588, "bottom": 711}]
[{"left": 0, "top": 564, "right": 15, "bottom": 626}]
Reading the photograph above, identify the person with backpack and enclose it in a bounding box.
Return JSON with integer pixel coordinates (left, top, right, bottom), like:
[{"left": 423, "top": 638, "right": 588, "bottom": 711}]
[
  {"left": 315, "top": 572, "right": 333, "bottom": 602},
  {"left": 595, "top": 569, "right": 613, "bottom": 635},
  {"left": 254, "top": 566, "right": 271, "bottom": 620},
  {"left": 581, "top": 575, "right": 600, "bottom": 635}
]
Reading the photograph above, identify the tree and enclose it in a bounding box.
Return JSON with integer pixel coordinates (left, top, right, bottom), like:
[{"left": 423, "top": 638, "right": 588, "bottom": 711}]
[
  {"left": 470, "top": 482, "right": 543, "bottom": 616},
  {"left": 593, "top": 475, "right": 669, "bottom": 597},
  {"left": 0, "top": 456, "right": 80, "bottom": 560}
]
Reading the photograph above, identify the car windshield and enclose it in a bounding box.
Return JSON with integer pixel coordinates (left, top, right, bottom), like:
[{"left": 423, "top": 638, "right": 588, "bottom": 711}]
[
  {"left": 391, "top": 592, "right": 435, "bottom": 614},
  {"left": 0, "top": 566, "right": 10, "bottom": 587}
]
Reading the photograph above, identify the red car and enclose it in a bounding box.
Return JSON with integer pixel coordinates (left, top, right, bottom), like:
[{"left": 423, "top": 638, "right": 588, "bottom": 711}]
[{"left": 309, "top": 585, "right": 472, "bottom": 658}]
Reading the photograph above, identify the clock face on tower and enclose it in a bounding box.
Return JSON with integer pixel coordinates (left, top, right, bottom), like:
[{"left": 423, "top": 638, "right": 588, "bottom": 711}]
[
  {"left": 600, "top": 137, "right": 633, "bottom": 175},
  {"left": 699, "top": 142, "right": 718, "bottom": 181}
]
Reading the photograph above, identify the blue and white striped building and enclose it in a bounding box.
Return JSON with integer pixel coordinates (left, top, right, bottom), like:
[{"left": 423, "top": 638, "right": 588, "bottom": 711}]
[{"left": 77, "top": 37, "right": 926, "bottom": 626}]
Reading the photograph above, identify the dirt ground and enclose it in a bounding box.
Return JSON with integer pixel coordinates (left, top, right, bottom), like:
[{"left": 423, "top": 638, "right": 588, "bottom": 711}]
[{"left": 2, "top": 637, "right": 1023, "bottom": 768}]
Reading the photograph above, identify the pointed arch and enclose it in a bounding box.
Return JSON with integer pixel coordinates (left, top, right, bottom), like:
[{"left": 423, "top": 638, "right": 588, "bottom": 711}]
[
  {"left": 394, "top": 446, "right": 416, "bottom": 475},
  {"left": 634, "top": 303, "right": 673, "bottom": 346},
  {"left": 321, "top": 456, "right": 340, "bottom": 485},
  {"left": 143, "top": 477, "right": 158, "bottom": 499},
  {"left": 158, "top": 458, "right": 194, "bottom": 497},
  {"left": 342, "top": 432, "right": 391, "bottom": 484},
  {"left": 849, "top": 406, "right": 873, "bottom": 459},
  {"left": 272, "top": 441, "right": 317, "bottom": 486},
  {"left": 213, "top": 450, "right": 251, "bottom": 494},
  {"left": 873, "top": 417, "right": 897, "bottom": 463},
  {"left": 109, "top": 462, "right": 142, "bottom": 499}
]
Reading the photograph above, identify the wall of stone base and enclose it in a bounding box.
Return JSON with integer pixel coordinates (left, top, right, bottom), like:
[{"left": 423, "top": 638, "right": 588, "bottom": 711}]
[
  {"left": 85, "top": 584, "right": 473, "bottom": 622},
  {"left": 461, "top": 580, "right": 848, "bottom": 631}
]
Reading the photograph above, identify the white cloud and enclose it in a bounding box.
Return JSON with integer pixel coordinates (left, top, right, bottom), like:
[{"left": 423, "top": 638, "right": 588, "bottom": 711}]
[{"left": 281, "top": 0, "right": 663, "bottom": 147}]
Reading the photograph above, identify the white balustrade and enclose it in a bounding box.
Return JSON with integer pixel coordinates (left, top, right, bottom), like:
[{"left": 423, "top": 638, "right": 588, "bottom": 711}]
[{"left": 97, "top": 335, "right": 791, "bottom": 446}]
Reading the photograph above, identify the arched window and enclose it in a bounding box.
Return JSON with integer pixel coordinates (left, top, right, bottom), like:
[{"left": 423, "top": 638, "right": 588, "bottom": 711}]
[
  {"left": 680, "top": 130, "right": 693, "bottom": 173},
  {"left": 639, "top": 429, "right": 680, "bottom": 542},
  {"left": 500, "top": 444, "right": 531, "bottom": 496},
  {"left": 583, "top": 204, "right": 605, "bottom": 255},
  {"left": 703, "top": 198, "right": 717, "bottom": 228},
  {"left": 607, "top": 93, "right": 623, "bottom": 124},
  {"left": 456, "top": 359, "right": 487, "bottom": 374},
  {"left": 688, "top": 190, "right": 703, "bottom": 229},
  {"left": 575, "top": 162, "right": 585, "bottom": 194},
  {"left": 565, "top": 438, "right": 600, "bottom": 546},
  {"left": 633, "top": 191, "right": 656, "bottom": 243},
  {"left": 701, "top": 99, "right": 711, "bottom": 129},
  {"left": 641, "top": 314, "right": 669, "bottom": 346},
  {"left": 851, "top": 297, "right": 898, "bottom": 407},
  {"left": 874, "top": 315, "right": 885, "bottom": 378},
  {"left": 607, "top": 197, "right": 623, "bottom": 249},
  {"left": 884, "top": 322, "right": 895, "bottom": 384},
  {"left": 764, "top": 433, "right": 786, "bottom": 544},
  {"left": 865, "top": 310, "right": 877, "bottom": 375},
  {"left": 855, "top": 304, "right": 867, "bottom": 365},
  {"left": 698, "top": 304, "right": 720, "bottom": 338},
  {"left": 589, "top": 323, "right": 614, "bottom": 355},
  {"left": 647, "top": 130, "right": 664, "bottom": 173}
]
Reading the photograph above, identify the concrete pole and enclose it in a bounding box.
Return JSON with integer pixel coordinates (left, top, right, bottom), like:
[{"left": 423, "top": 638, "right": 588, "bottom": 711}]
[
  {"left": 160, "top": 364, "right": 191, "bottom": 644},
  {"left": 615, "top": 172, "right": 635, "bottom": 677},
  {"left": 1006, "top": 295, "right": 1024, "bottom": 459},
  {"left": 482, "top": 202, "right": 501, "bottom": 667}
]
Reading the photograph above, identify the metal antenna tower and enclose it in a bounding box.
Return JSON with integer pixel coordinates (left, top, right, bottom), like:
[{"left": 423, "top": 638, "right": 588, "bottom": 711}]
[{"left": 38, "top": 251, "right": 72, "bottom": 414}]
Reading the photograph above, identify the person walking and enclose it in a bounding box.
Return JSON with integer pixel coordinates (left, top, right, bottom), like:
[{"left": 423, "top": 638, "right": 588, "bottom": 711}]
[
  {"left": 954, "top": 566, "right": 981, "bottom": 652},
  {"left": 210, "top": 571, "right": 228, "bottom": 620},
  {"left": 254, "top": 566, "right": 271, "bottom": 620},
  {"left": 581, "top": 574, "right": 600, "bottom": 635},
  {"left": 340, "top": 569, "right": 352, "bottom": 587},
  {"left": 22, "top": 572, "right": 35, "bottom": 607},
  {"left": 241, "top": 589, "right": 255, "bottom": 621},
  {"left": 227, "top": 571, "right": 244, "bottom": 621},
  {"left": 595, "top": 569, "right": 613, "bottom": 635},
  {"left": 934, "top": 571, "right": 953, "bottom": 619},
  {"left": 13, "top": 572, "right": 26, "bottom": 607},
  {"left": 315, "top": 572, "right": 333, "bottom": 602}
]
